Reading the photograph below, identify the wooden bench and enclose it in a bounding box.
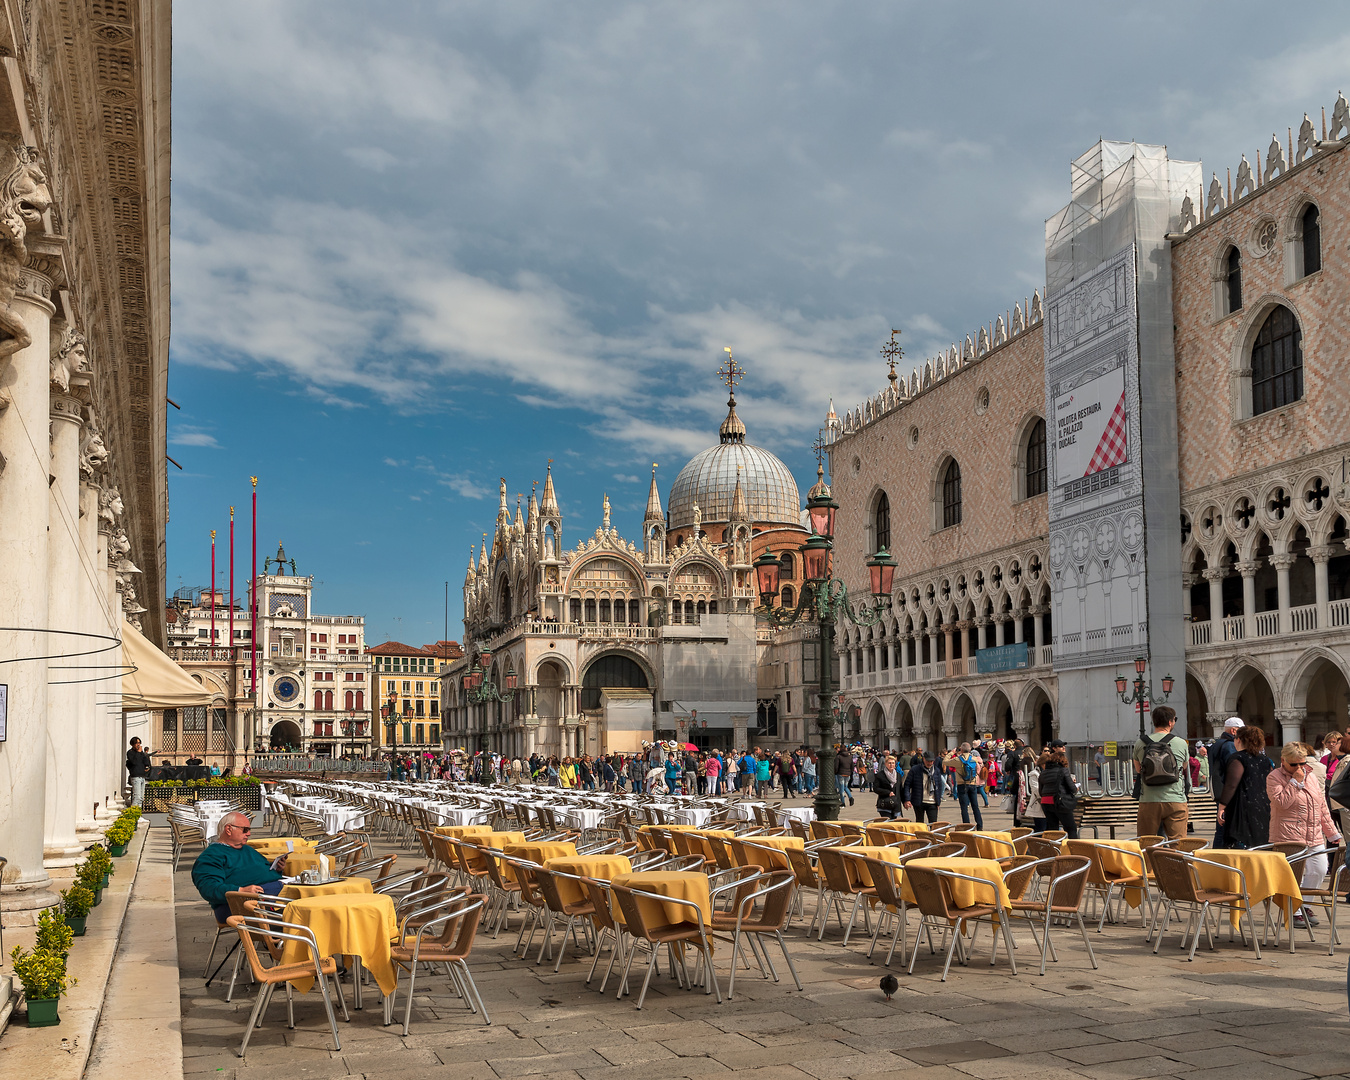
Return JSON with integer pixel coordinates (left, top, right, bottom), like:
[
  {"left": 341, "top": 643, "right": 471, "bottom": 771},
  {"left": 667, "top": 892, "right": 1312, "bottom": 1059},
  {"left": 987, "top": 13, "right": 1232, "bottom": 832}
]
[{"left": 1074, "top": 794, "right": 1218, "bottom": 840}]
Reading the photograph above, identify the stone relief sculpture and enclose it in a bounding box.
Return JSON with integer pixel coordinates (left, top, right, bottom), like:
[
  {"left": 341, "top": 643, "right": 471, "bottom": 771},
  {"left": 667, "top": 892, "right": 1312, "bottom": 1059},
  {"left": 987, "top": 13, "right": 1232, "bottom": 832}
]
[
  {"left": 1206, "top": 172, "right": 1226, "bottom": 216},
  {"left": 1263, "top": 134, "right": 1286, "bottom": 182},
  {"left": 79, "top": 410, "right": 109, "bottom": 479},
  {"left": 1330, "top": 92, "right": 1349, "bottom": 142},
  {"left": 49, "top": 324, "right": 86, "bottom": 392},
  {"left": 1234, "top": 154, "right": 1255, "bottom": 199},
  {"left": 99, "top": 483, "right": 123, "bottom": 531},
  {"left": 0, "top": 143, "right": 51, "bottom": 363}
]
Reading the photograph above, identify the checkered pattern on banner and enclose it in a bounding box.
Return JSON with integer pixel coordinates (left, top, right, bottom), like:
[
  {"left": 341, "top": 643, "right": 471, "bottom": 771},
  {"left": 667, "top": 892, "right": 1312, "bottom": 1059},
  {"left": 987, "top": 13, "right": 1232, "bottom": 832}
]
[{"left": 1085, "top": 391, "right": 1128, "bottom": 475}]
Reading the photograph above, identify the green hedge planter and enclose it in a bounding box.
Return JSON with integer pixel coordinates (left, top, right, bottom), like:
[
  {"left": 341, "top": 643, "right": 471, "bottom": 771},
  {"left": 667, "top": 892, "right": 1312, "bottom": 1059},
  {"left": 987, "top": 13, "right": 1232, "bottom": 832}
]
[
  {"left": 91, "top": 888, "right": 102, "bottom": 907},
  {"left": 109, "top": 843, "right": 128, "bottom": 857},
  {"left": 26, "top": 997, "right": 61, "bottom": 1027},
  {"left": 66, "top": 915, "right": 87, "bottom": 936}
]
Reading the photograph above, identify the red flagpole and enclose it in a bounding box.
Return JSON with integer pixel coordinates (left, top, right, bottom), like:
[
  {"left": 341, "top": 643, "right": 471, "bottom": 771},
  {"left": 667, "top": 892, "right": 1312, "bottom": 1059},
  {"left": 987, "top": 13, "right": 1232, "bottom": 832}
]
[
  {"left": 250, "top": 478, "right": 258, "bottom": 724},
  {"left": 229, "top": 506, "right": 235, "bottom": 655},
  {"left": 210, "top": 530, "right": 217, "bottom": 651}
]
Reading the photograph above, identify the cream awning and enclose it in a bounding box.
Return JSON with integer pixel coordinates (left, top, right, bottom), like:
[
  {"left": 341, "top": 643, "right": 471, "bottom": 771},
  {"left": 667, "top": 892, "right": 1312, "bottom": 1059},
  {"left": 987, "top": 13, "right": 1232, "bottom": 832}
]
[{"left": 120, "top": 618, "right": 212, "bottom": 710}]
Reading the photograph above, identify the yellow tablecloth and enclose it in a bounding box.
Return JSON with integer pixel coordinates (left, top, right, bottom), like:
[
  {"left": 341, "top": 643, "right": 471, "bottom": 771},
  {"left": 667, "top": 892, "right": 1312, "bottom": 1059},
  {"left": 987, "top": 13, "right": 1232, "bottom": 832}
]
[
  {"left": 735, "top": 835, "right": 804, "bottom": 870},
  {"left": 1194, "top": 849, "right": 1303, "bottom": 927},
  {"left": 433, "top": 824, "right": 495, "bottom": 837},
  {"left": 901, "top": 857, "right": 1011, "bottom": 910},
  {"left": 473, "top": 831, "right": 528, "bottom": 848},
  {"left": 284, "top": 851, "right": 327, "bottom": 875},
  {"left": 639, "top": 823, "right": 707, "bottom": 833},
  {"left": 280, "top": 876, "right": 373, "bottom": 900},
  {"left": 280, "top": 892, "right": 399, "bottom": 995},
  {"left": 248, "top": 836, "right": 315, "bottom": 856},
  {"left": 682, "top": 828, "right": 735, "bottom": 862},
  {"left": 865, "top": 821, "right": 931, "bottom": 845},
  {"left": 543, "top": 854, "right": 633, "bottom": 906},
  {"left": 505, "top": 841, "right": 577, "bottom": 863},
  {"left": 1066, "top": 839, "right": 1147, "bottom": 909},
  {"left": 839, "top": 845, "right": 903, "bottom": 889},
  {"left": 611, "top": 870, "right": 711, "bottom": 929},
  {"left": 952, "top": 831, "right": 1016, "bottom": 860}
]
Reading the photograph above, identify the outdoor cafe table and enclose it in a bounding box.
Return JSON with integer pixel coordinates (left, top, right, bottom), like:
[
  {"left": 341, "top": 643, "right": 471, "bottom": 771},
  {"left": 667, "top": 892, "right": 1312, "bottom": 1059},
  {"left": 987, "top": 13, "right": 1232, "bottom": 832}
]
[
  {"left": 840, "top": 845, "right": 903, "bottom": 889},
  {"left": 685, "top": 829, "right": 735, "bottom": 862},
  {"left": 899, "top": 857, "right": 1012, "bottom": 910},
  {"left": 280, "top": 876, "right": 373, "bottom": 900},
  {"left": 1066, "top": 839, "right": 1148, "bottom": 910},
  {"left": 1193, "top": 849, "right": 1303, "bottom": 931},
  {"left": 433, "top": 824, "right": 495, "bottom": 838},
  {"left": 283, "top": 850, "right": 331, "bottom": 875},
  {"left": 279, "top": 892, "right": 399, "bottom": 1001},
  {"left": 778, "top": 806, "right": 817, "bottom": 825},
  {"left": 610, "top": 870, "right": 711, "bottom": 929},
  {"left": 865, "top": 821, "right": 931, "bottom": 844},
  {"left": 428, "top": 804, "right": 491, "bottom": 827},
  {"left": 544, "top": 854, "right": 633, "bottom": 905},
  {"left": 248, "top": 836, "right": 315, "bottom": 857},
  {"left": 736, "top": 835, "right": 804, "bottom": 870},
  {"left": 666, "top": 806, "right": 714, "bottom": 827},
  {"left": 471, "top": 831, "right": 528, "bottom": 848},
  {"left": 953, "top": 831, "right": 1017, "bottom": 860},
  {"left": 505, "top": 841, "right": 577, "bottom": 863}
]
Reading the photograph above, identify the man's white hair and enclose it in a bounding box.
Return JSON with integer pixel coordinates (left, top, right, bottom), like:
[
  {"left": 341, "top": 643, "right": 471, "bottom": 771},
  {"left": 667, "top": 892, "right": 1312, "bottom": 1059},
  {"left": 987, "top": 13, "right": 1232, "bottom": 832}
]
[{"left": 217, "top": 810, "right": 251, "bottom": 841}]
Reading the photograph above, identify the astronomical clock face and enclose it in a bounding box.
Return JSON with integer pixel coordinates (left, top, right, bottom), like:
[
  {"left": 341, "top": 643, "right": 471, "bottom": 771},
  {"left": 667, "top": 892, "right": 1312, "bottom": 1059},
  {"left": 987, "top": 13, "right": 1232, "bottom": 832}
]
[{"left": 273, "top": 676, "right": 300, "bottom": 704}]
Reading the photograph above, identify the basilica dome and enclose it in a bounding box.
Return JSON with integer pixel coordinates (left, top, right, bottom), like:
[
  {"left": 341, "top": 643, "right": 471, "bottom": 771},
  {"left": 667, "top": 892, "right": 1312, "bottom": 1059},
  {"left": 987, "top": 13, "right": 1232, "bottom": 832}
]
[{"left": 668, "top": 391, "right": 802, "bottom": 531}]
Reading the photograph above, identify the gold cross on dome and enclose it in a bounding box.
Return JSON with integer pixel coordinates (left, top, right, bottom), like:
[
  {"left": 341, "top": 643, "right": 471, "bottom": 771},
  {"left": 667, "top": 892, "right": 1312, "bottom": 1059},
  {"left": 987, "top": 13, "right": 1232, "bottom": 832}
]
[{"left": 718, "top": 347, "right": 744, "bottom": 392}]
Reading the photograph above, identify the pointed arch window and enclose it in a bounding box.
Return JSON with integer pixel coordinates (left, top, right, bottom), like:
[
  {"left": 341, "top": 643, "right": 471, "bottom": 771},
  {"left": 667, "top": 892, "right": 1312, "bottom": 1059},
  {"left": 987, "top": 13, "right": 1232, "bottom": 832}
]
[
  {"left": 1025, "top": 418, "right": 1047, "bottom": 497},
  {"left": 1302, "top": 204, "right": 1321, "bottom": 276},
  {"left": 942, "top": 460, "right": 963, "bottom": 528},
  {"left": 1251, "top": 305, "right": 1303, "bottom": 415},
  {"left": 874, "top": 492, "right": 891, "bottom": 552},
  {"left": 1225, "top": 246, "right": 1242, "bottom": 314}
]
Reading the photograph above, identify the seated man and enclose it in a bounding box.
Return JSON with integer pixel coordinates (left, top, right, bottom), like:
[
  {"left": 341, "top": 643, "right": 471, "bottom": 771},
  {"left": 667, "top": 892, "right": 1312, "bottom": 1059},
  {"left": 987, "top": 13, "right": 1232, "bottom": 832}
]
[{"left": 191, "top": 811, "right": 286, "bottom": 922}]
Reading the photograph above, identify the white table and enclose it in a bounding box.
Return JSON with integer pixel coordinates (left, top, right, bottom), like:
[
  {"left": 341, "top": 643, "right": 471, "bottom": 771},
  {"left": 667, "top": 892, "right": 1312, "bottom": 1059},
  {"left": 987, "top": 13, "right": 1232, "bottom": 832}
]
[
  {"left": 778, "top": 806, "right": 817, "bottom": 825},
  {"left": 667, "top": 806, "right": 714, "bottom": 827}
]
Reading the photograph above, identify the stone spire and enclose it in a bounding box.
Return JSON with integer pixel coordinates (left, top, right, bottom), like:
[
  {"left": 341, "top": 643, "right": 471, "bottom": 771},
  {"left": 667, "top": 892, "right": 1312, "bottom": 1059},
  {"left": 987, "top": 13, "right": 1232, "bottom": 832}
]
[
  {"left": 644, "top": 463, "right": 663, "bottom": 523},
  {"left": 513, "top": 494, "right": 524, "bottom": 537},
  {"left": 730, "top": 465, "right": 747, "bottom": 522},
  {"left": 478, "top": 540, "right": 489, "bottom": 574},
  {"left": 464, "top": 547, "right": 477, "bottom": 585},
  {"left": 540, "top": 460, "right": 559, "bottom": 516},
  {"left": 527, "top": 484, "right": 539, "bottom": 537}
]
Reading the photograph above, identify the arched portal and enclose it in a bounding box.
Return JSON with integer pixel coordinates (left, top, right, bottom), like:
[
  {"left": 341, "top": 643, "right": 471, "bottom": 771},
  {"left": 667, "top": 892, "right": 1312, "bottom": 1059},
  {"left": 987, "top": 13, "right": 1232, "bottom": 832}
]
[
  {"left": 918, "top": 697, "right": 943, "bottom": 751},
  {"left": 865, "top": 701, "right": 886, "bottom": 745},
  {"left": 536, "top": 660, "right": 565, "bottom": 722},
  {"left": 1221, "top": 664, "right": 1276, "bottom": 741},
  {"left": 269, "top": 720, "right": 302, "bottom": 751},
  {"left": 892, "top": 698, "right": 914, "bottom": 751},
  {"left": 581, "top": 653, "right": 649, "bottom": 711},
  {"left": 1185, "top": 672, "right": 1210, "bottom": 741},
  {"left": 1294, "top": 655, "right": 1350, "bottom": 745},
  {"left": 950, "top": 693, "right": 977, "bottom": 744},
  {"left": 984, "top": 688, "right": 1013, "bottom": 740}
]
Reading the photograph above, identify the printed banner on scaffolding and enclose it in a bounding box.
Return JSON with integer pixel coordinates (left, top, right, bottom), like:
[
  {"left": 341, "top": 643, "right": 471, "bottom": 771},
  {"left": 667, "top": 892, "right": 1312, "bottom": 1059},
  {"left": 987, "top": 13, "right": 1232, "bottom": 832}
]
[{"left": 1043, "top": 244, "right": 1148, "bottom": 671}]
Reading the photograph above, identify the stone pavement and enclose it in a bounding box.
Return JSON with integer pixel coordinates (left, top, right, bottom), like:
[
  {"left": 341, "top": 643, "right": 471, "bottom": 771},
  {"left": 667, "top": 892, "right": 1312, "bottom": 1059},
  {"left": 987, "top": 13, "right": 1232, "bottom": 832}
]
[{"left": 172, "top": 804, "right": 1350, "bottom": 1080}]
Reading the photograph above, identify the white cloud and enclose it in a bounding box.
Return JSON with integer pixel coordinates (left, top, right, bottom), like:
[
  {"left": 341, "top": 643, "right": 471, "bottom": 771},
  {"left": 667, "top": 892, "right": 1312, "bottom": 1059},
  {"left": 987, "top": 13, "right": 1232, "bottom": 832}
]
[{"left": 169, "top": 427, "right": 221, "bottom": 449}]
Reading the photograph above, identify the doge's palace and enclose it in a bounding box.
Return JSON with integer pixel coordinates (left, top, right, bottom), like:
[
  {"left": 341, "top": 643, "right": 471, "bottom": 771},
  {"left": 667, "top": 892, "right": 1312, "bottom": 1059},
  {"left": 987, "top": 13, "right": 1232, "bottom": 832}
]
[{"left": 0, "top": 0, "right": 170, "bottom": 922}]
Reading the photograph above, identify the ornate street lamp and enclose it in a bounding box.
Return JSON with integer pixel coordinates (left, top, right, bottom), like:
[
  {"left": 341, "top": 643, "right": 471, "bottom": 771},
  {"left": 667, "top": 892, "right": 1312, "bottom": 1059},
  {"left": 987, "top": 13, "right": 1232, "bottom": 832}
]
[
  {"left": 756, "top": 462, "right": 894, "bottom": 821},
  {"left": 463, "top": 649, "right": 518, "bottom": 786},
  {"left": 1115, "top": 655, "right": 1175, "bottom": 739}
]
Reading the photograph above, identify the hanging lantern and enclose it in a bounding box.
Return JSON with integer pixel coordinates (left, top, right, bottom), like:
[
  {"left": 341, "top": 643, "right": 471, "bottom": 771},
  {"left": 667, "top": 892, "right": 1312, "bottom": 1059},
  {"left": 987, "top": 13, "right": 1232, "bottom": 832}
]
[
  {"left": 753, "top": 550, "right": 782, "bottom": 605},
  {"left": 1115, "top": 673, "right": 1127, "bottom": 695},
  {"left": 1161, "top": 673, "right": 1175, "bottom": 696},
  {"left": 1134, "top": 656, "right": 1147, "bottom": 675},
  {"left": 803, "top": 535, "right": 830, "bottom": 582},
  {"left": 806, "top": 488, "right": 839, "bottom": 539},
  {"left": 866, "top": 547, "right": 898, "bottom": 600},
  {"left": 504, "top": 663, "right": 518, "bottom": 691}
]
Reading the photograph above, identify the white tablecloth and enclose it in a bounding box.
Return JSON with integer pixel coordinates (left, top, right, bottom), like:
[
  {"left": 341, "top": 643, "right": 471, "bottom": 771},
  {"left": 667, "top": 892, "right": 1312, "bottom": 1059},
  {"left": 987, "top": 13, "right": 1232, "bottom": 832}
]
[
  {"left": 725, "top": 802, "right": 762, "bottom": 822},
  {"left": 429, "top": 804, "right": 491, "bottom": 827},
  {"left": 667, "top": 806, "right": 714, "bottom": 827},
  {"left": 556, "top": 806, "right": 606, "bottom": 831},
  {"left": 778, "top": 806, "right": 817, "bottom": 824}
]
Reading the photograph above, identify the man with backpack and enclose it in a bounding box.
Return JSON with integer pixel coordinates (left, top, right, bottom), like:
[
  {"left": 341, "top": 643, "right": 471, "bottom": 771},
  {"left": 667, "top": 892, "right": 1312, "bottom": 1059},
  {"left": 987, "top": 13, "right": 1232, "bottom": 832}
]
[
  {"left": 1132, "top": 705, "right": 1190, "bottom": 840},
  {"left": 954, "top": 743, "right": 985, "bottom": 828}
]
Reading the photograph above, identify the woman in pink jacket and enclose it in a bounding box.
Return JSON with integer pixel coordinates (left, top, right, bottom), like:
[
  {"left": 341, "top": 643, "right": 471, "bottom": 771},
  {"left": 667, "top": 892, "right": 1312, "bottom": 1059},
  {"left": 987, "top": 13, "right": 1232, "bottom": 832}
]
[{"left": 1268, "top": 742, "right": 1342, "bottom": 929}]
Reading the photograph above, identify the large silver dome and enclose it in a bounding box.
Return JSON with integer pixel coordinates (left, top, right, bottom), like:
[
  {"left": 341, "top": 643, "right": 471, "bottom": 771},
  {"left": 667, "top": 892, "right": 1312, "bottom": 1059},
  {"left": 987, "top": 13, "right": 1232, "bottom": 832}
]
[{"left": 668, "top": 441, "right": 802, "bottom": 530}]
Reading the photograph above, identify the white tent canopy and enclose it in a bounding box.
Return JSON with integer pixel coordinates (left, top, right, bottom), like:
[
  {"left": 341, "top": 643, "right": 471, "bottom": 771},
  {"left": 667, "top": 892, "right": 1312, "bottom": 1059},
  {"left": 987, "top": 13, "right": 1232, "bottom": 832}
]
[{"left": 120, "top": 618, "right": 211, "bottom": 711}]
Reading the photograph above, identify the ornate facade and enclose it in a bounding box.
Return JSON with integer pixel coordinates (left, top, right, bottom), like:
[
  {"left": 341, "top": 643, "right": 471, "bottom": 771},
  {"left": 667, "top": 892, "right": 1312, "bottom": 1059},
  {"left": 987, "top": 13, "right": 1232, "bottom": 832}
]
[
  {"left": 443, "top": 376, "right": 810, "bottom": 756},
  {"left": 827, "top": 95, "right": 1350, "bottom": 755},
  {"left": 0, "top": 1, "right": 171, "bottom": 921}
]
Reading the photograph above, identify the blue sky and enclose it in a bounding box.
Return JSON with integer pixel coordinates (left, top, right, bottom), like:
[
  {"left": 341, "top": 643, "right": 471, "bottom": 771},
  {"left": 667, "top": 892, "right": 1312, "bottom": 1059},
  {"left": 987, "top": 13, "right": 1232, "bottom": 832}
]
[{"left": 166, "top": 1, "right": 1348, "bottom": 645}]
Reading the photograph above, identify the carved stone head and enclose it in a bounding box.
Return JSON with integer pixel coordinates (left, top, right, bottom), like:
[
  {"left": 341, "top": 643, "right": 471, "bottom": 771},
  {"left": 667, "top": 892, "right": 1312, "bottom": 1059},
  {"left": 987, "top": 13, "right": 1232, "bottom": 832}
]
[
  {"left": 51, "top": 325, "right": 87, "bottom": 391},
  {"left": 0, "top": 143, "right": 50, "bottom": 257}
]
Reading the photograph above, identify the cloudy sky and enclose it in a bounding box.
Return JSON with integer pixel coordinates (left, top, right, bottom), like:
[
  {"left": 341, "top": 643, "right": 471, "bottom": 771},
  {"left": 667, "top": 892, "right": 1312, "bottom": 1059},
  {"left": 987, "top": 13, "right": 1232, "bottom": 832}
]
[{"left": 166, "top": 1, "right": 1348, "bottom": 644}]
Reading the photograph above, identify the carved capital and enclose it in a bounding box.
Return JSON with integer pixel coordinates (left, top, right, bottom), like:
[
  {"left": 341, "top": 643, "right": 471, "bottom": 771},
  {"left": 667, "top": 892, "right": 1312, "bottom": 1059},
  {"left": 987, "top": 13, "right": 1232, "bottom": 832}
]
[
  {"left": 1308, "top": 545, "right": 1336, "bottom": 563},
  {"left": 1269, "top": 554, "right": 1297, "bottom": 571},
  {"left": 1202, "top": 568, "right": 1228, "bottom": 582},
  {"left": 1274, "top": 708, "right": 1308, "bottom": 724},
  {"left": 49, "top": 389, "right": 80, "bottom": 425},
  {"left": 1181, "top": 573, "right": 1196, "bottom": 588},
  {"left": 1235, "top": 561, "right": 1262, "bottom": 577}
]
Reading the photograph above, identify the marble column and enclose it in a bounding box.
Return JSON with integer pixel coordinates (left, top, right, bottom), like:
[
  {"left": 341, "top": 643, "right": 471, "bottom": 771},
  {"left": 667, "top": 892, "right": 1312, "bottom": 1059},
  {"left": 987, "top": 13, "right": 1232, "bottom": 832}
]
[
  {"left": 1204, "top": 569, "right": 1226, "bottom": 633},
  {"left": 0, "top": 267, "right": 59, "bottom": 918},
  {"left": 1206, "top": 711, "right": 1227, "bottom": 739},
  {"left": 1310, "top": 546, "right": 1334, "bottom": 629},
  {"left": 942, "top": 724, "right": 961, "bottom": 750},
  {"left": 994, "top": 618, "right": 1005, "bottom": 647},
  {"left": 1012, "top": 610, "right": 1025, "bottom": 644},
  {"left": 976, "top": 618, "right": 988, "bottom": 651},
  {"left": 942, "top": 629, "right": 953, "bottom": 672},
  {"left": 1275, "top": 708, "right": 1306, "bottom": 748},
  {"left": 1180, "top": 573, "right": 1194, "bottom": 621},
  {"left": 1237, "top": 562, "right": 1259, "bottom": 638},
  {"left": 43, "top": 385, "right": 85, "bottom": 864},
  {"left": 74, "top": 477, "right": 102, "bottom": 837},
  {"left": 1271, "top": 553, "right": 1295, "bottom": 634}
]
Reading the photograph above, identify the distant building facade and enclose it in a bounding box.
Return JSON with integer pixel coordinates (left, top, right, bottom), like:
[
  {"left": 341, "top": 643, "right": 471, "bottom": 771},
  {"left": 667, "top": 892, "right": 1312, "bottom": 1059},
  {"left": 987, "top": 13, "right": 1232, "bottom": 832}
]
[
  {"left": 369, "top": 639, "right": 460, "bottom": 753},
  {"left": 826, "top": 96, "right": 1350, "bottom": 753}
]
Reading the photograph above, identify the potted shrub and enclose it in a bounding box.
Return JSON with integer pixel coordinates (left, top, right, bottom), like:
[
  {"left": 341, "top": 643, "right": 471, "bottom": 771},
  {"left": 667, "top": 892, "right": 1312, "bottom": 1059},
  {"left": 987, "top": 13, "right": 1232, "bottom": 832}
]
[
  {"left": 85, "top": 845, "right": 113, "bottom": 886},
  {"left": 75, "top": 861, "right": 103, "bottom": 906},
  {"left": 36, "top": 907, "right": 74, "bottom": 960},
  {"left": 106, "top": 820, "right": 134, "bottom": 856},
  {"left": 10, "top": 945, "right": 75, "bottom": 1027},
  {"left": 61, "top": 884, "right": 94, "bottom": 935}
]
